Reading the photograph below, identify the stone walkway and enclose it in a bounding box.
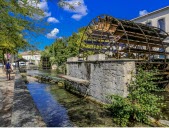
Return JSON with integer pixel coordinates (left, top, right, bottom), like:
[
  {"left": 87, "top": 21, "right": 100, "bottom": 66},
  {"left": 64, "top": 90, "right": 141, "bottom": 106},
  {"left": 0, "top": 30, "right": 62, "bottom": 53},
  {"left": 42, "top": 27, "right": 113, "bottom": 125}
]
[{"left": 0, "top": 68, "right": 15, "bottom": 127}]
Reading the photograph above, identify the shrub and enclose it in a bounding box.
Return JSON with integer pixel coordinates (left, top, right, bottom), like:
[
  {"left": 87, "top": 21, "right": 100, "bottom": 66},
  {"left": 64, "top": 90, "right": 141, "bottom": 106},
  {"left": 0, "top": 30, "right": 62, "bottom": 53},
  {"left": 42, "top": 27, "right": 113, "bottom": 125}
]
[
  {"left": 106, "top": 68, "right": 164, "bottom": 126},
  {"left": 21, "top": 73, "right": 29, "bottom": 84}
]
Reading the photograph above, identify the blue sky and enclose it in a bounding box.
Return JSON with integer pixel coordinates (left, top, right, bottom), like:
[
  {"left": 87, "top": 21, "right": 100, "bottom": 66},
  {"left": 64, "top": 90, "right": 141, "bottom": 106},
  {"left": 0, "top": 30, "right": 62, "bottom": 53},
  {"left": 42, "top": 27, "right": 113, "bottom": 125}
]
[{"left": 27, "top": 0, "right": 169, "bottom": 50}]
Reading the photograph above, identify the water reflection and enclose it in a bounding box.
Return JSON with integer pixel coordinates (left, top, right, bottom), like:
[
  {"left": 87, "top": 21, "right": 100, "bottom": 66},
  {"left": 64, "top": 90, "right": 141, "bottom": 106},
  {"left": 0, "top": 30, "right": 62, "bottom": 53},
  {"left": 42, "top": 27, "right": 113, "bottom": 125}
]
[
  {"left": 27, "top": 82, "right": 72, "bottom": 127},
  {"left": 27, "top": 69, "right": 57, "bottom": 77}
]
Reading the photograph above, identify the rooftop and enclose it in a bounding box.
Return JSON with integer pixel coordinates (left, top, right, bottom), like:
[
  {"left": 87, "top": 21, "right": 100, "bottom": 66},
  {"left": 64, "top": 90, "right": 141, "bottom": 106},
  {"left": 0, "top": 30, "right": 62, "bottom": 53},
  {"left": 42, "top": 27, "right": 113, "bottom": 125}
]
[
  {"left": 132, "top": 6, "right": 169, "bottom": 21},
  {"left": 20, "top": 51, "right": 41, "bottom": 56},
  {"left": 15, "top": 58, "right": 28, "bottom": 62}
]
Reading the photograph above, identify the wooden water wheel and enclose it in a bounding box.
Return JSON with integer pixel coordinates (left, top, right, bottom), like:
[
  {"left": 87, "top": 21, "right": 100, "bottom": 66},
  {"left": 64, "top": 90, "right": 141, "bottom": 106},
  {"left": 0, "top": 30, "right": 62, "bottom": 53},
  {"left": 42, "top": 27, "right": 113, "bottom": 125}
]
[
  {"left": 80, "top": 15, "right": 169, "bottom": 60},
  {"left": 79, "top": 15, "right": 169, "bottom": 86}
]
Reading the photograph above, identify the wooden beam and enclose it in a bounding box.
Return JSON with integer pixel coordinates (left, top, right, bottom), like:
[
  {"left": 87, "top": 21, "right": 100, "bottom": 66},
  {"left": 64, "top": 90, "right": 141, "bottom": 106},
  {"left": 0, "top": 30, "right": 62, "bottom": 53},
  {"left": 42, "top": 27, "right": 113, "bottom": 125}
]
[
  {"left": 120, "top": 48, "right": 169, "bottom": 55},
  {"left": 114, "top": 29, "right": 165, "bottom": 41},
  {"left": 84, "top": 40, "right": 109, "bottom": 46},
  {"left": 118, "top": 38, "right": 166, "bottom": 48}
]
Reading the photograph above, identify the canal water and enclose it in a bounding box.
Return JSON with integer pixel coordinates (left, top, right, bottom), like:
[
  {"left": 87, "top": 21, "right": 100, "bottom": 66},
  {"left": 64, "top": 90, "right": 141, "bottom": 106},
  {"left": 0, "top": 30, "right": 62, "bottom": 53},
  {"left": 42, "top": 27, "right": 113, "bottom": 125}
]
[
  {"left": 27, "top": 82, "right": 72, "bottom": 127},
  {"left": 26, "top": 70, "right": 115, "bottom": 127},
  {"left": 26, "top": 70, "right": 169, "bottom": 127},
  {"left": 27, "top": 69, "right": 57, "bottom": 77}
]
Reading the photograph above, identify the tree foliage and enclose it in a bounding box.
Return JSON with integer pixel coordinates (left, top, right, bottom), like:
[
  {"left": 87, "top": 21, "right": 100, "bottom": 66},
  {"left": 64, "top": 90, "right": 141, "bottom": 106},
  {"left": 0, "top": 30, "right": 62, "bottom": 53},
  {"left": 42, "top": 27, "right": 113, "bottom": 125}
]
[
  {"left": 41, "top": 27, "right": 85, "bottom": 66},
  {"left": 106, "top": 68, "right": 164, "bottom": 126},
  {"left": 0, "top": 0, "right": 44, "bottom": 53},
  {"left": 0, "top": 0, "right": 74, "bottom": 57}
]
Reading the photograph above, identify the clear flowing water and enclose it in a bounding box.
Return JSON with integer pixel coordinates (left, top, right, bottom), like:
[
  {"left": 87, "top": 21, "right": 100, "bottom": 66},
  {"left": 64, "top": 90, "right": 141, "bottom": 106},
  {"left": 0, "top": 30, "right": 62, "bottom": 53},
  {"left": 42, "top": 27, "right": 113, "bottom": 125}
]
[
  {"left": 27, "top": 69, "right": 57, "bottom": 77},
  {"left": 27, "top": 82, "right": 72, "bottom": 127},
  {"left": 26, "top": 80, "right": 115, "bottom": 127},
  {"left": 49, "top": 84, "right": 115, "bottom": 127}
]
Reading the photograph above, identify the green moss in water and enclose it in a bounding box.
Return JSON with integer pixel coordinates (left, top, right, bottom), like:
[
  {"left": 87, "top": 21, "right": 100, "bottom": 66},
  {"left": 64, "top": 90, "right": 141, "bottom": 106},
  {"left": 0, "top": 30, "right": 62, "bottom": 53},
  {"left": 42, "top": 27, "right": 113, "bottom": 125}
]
[{"left": 49, "top": 84, "right": 115, "bottom": 127}]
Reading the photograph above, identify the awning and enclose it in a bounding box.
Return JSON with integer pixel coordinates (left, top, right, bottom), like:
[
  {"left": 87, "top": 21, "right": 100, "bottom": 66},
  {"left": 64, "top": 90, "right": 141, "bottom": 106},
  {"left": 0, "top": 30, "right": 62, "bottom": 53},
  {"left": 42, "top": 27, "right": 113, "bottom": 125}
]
[{"left": 14, "top": 58, "right": 28, "bottom": 62}]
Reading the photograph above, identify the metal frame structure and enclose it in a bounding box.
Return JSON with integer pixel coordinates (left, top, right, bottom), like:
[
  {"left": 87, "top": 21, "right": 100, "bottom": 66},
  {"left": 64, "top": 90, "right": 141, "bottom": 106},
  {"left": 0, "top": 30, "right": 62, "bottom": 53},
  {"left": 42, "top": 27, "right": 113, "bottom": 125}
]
[
  {"left": 79, "top": 15, "right": 169, "bottom": 85},
  {"left": 41, "top": 56, "right": 51, "bottom": 69},
  {"left": 79, "top": 15, "right": 169, "bottom": 62}
]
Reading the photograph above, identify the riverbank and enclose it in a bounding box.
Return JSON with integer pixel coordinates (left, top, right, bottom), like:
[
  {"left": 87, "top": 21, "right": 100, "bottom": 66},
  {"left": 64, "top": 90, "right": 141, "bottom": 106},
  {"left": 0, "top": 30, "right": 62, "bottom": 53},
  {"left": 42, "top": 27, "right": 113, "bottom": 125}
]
[
  {"left": 0, "top": 69, "right": 46, "bottom": 127},
  {"left": 27, "top": 75, "right": 38, "bottom": 82}
]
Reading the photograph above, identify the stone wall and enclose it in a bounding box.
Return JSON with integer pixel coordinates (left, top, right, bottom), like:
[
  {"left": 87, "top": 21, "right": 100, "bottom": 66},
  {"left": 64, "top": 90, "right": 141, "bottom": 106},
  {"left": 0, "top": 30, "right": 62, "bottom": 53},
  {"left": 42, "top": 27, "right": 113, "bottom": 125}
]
[
  {"left": 67, "top": 60, "right": 135, "bottom": 103},
  {"left": 67, "top": 63, "right": 90, "bottom": 80}
]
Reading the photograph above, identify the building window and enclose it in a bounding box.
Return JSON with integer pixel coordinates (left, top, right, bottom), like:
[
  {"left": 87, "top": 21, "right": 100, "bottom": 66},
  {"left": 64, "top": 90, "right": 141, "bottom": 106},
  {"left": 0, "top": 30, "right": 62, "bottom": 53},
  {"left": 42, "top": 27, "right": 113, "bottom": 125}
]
[
  {"left": 146, "top": 22, "right": 152, "bottom": 26},
  {"left": 158, "top": 18, "right": 165, "bottom": 31}
]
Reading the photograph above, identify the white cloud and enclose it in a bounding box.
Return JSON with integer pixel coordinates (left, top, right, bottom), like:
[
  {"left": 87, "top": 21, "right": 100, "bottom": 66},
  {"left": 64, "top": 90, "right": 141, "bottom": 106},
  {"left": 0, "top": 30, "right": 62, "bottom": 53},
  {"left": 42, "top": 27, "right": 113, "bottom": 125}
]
[
  {"left": 63, "top": 0, "right": 88, "bottom": 20},
  {"left": 58, "top": 36, "right": 63, "bottom": 39},
  {"left": 46, "top": 28, "right": 59, "bottom": 39},
  {"left": 139, "top": 10, "right": 148, "bottom": 16},
  {"left": 37, "top": 0, "right": 49, "bottom": 11},
  {"left": 44, "top": 12, "right": 51, "bottom": 17},
  {"left": 36, "top": 0, "right": 51, "bottom": 18},
  {"left": 19, "top": 0, "right": 51, "bottom": 18},
  {"left": 47, "top": 17, "right": 59, "bottom": 23},
  {"left": 71, "top": 14, "right": 83, "bottom": 21},
  {"left": 33, "top": 12, "right": 51, "bottom": 20}
]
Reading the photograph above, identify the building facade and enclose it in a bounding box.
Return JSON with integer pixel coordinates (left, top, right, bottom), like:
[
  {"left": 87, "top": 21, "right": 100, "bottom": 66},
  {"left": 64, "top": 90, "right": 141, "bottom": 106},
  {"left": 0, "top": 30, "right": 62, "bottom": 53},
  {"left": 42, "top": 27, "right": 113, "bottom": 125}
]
[
  {"left": 20, "top": 51, "right": 41, "bottom": 65},
  {"left": 132, "top": 6, "right": 169, "bottom": 57}
]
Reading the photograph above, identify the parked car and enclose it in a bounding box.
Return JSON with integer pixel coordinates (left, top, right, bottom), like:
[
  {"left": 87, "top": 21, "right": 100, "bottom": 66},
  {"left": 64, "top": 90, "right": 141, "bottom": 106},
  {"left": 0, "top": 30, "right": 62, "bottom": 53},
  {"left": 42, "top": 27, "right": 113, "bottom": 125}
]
[
  {"left": 29, "top": 62, "right": 35, "bottom": 65},
  {"left": 19, "top": 62, "right": 26, "bottom": 66}
]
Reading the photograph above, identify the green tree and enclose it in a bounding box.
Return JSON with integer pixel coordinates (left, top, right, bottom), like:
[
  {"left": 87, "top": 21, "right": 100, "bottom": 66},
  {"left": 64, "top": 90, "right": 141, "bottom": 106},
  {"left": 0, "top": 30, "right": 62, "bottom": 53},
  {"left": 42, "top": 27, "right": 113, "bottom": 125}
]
[
  {"left": 0, "top": 0, "right": 76, "bottom": 62},
  {"left": 106, "top": 68, "right": 164, "bottom": 126},
  {"left": 41, "top": 27, "right": 86, "bottom": 66},
  {"left": 18, "top": 54, "right": 23, "bottom": 59},
  {"left": 0, "top": 51, "right": 3, "bottom": 61},
  {"left": 0, "top": 0, "right": 44, "bottom": 63},
  {"left": 0, "top": 0, "right": 42, "bottom": 48},
  {"left": 67, "top": 27, "right": 85, "bottom": 57},
  {"left": 52, "top": 39, "right": 68, "bottom": 66}
]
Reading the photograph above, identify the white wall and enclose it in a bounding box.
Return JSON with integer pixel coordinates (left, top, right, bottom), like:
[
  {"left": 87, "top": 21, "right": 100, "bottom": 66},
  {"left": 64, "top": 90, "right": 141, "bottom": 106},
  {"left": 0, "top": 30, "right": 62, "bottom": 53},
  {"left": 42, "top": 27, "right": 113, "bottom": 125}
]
[
  {"left": 22, "top": 54, "right": 41, "bottom": 65},
  {"left": 132, "top": 9, "right": 169, "bottom": 34},
  {"left": 132, "top": 8, "right": 169, "bottom": 57}
]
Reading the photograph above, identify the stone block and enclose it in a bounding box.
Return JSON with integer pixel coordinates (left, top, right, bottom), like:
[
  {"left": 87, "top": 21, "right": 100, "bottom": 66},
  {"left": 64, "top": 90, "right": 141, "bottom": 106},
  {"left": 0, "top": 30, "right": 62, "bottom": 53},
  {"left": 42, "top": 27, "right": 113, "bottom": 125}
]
[
  {"left": 87, "top": 54, "right": 105, "bottom": 61},
  {"left": 67, "top": 57, "right": 78, "bottom": 62}
]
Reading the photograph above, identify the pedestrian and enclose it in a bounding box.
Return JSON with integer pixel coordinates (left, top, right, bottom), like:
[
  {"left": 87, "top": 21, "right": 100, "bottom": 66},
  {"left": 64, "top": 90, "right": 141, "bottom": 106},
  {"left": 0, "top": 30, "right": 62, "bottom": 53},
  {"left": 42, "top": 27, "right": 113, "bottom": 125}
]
[{"left": 4, "top": 59, "right": 12, "bottom": 80}]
